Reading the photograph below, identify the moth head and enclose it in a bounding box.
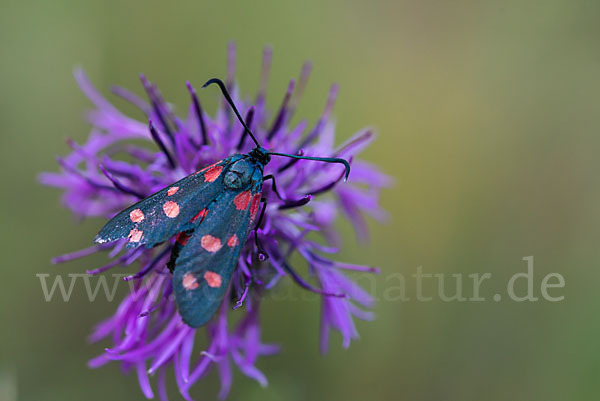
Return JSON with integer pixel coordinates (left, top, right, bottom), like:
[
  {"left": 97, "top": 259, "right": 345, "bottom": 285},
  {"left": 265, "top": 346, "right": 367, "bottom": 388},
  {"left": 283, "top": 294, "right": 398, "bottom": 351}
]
[{"left": 249, "top": 147, "right": 271, "bottom": 166}]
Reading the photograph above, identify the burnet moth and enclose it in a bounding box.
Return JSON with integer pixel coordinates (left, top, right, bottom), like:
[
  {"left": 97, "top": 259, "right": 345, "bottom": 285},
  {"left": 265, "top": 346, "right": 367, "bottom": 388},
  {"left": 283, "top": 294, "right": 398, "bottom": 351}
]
[{"left": 95, "top": 78, "right": 350, "bottom": 328}]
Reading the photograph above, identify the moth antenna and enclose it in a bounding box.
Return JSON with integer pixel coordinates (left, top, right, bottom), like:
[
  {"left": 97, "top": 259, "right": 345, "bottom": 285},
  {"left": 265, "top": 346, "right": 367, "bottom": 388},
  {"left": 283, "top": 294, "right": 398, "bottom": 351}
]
[
  {"left": 268, "top": 152, "right": 351, "bottom": 181},
  {"left": 236, "top": 107, "right": 255, "bottom": 150},
  {"left": 202, "top": 78, "right": 261, "bottom": 148}
]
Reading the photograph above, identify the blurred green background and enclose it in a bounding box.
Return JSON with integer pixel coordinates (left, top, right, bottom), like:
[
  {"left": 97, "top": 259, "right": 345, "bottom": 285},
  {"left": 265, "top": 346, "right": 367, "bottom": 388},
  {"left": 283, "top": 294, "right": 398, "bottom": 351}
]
[{"left": 1, "top": 0, "right": 600, "bottom": 400}]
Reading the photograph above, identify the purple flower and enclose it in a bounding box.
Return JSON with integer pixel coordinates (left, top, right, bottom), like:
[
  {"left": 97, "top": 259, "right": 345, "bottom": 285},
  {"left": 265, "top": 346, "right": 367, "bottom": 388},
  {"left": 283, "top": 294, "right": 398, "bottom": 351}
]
[{"left": 41, "top": 43, "right": 391, "bottom": 400}]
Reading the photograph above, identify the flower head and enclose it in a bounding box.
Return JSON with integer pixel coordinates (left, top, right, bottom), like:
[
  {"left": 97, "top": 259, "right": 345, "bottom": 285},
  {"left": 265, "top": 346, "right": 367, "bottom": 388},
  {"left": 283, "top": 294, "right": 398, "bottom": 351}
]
[{"left": 41, "top": 43, "right": 391, "bottom": 400}]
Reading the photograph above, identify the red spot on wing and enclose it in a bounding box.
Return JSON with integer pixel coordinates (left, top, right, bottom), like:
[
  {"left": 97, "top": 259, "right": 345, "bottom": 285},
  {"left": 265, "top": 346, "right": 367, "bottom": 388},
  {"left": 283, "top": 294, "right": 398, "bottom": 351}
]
[
  {"left": 250, "top": 193, "right": 261, "bottom": 221},
  {"left": 176, "top": 232, "right": 190, "bottom": 246},
  {"left": 182, "top": 273, "right": 199, "bottom": 290},
  {"left": 129, "top": 209, "right": 145, "bottom": 223},
  {"left": 227, "top": 234, "right": 239, "bottom": 247},
  {"left": 204, "top": 271, "right": 222, "bottom": 288},
  {"left": 190, "top": 208, "right": 208, "bottom": 223},
  {"left": 128, "top": 229, "right": 143, "bottom": 242},
  {"left": 204, "top": 165, "right": 223, "bottom": 182},
  {"left": 201, "top": 235, "right": 222, "bottom": 253},
  {"left": 196, "top": 161, "right": 218, "bottom": 174},
  {"left": 163, "top": 201, "right": 180, "bottom": 218},
  {"left": 234, "top": 190, "right": 251, "bottom": 210},
  {"left": 167, "top": 186, "right": 179, "bottom": 196}
]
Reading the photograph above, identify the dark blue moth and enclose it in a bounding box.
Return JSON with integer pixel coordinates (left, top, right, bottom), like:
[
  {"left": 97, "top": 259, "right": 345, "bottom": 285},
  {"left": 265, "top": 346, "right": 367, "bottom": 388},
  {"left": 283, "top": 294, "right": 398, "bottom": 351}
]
[{"left": 95, "top": 78, "right": 350, "bottom": 328}]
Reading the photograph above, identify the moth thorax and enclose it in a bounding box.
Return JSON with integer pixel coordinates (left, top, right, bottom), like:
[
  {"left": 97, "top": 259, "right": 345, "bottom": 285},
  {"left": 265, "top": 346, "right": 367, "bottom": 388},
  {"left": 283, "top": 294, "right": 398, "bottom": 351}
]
[{"left": 224, "top": 159, "right": 254, "bottom": 189}]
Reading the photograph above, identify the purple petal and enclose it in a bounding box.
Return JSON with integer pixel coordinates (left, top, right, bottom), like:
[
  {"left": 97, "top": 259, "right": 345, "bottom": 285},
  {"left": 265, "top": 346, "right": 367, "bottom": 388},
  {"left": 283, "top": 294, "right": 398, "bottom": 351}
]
[{"left": 136, "top": 361, "right": 154, "bottom": 399}]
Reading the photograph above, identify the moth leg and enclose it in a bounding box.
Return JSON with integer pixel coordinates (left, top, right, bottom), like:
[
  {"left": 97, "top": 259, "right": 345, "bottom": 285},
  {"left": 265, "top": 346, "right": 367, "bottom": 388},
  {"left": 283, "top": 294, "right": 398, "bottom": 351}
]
[
  {"left": 262, "top": 175, "right": 283, "bottom": 200},
  {"left": 283, "top": 261, "right": 346, "bottom": 298},
  {"left": 253, "top": 197, "right": 269, "bottom": 261},
  {"left": 263, "top": 175, "right": 312, "bottom": 209}
]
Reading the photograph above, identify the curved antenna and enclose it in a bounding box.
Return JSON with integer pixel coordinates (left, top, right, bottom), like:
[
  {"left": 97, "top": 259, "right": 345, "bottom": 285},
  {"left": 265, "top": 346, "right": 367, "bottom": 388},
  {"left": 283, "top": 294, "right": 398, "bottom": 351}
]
[
  {"left": 268, "top": 152, "right": 351, "bottom": 181},
  {"left": 202, "top": 78, "right": 261, "bottom": 147}
]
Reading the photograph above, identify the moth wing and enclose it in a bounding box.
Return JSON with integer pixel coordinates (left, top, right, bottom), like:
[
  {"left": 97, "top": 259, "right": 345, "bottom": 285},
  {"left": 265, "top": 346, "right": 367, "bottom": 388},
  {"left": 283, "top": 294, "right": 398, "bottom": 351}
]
[
  {"left": 95, "top": 156, "right": 240, "bottom": 248},
  {"left": 172, "top": 182, "right": 262, "bottom": 328}
]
